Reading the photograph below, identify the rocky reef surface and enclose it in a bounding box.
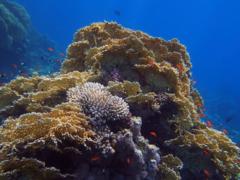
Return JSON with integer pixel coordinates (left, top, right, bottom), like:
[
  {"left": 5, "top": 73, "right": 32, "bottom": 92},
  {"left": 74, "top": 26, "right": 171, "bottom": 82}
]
[{"left": 0, "top": 22, "right": 239, "bottom": 180}]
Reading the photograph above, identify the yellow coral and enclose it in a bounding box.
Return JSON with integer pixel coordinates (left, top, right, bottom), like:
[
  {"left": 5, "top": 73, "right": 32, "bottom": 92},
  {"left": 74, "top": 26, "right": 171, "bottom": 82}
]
[
  {"left": 107, "top": 80, "right": 142, "bottom": 96},
  {"left": 61, "top": 22, "right": 197, "bottom": 134},
  {"left": 0, "top": 103, "right": 93, "bottom": 144},
  {"left": 166, "top": 125, "right": 240, "bottom": 179},
  {"left": 0, "top": 71, "right": 94, "bottom": 118},
  {"left": 158, "top": 154, "right": 183, "bottom": 180}
]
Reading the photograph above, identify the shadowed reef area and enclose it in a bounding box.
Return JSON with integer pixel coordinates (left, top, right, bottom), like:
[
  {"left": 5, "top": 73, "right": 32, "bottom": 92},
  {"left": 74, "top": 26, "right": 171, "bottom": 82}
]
[{"left": 0, "top": 22, "right": 239, "bottom": 180}]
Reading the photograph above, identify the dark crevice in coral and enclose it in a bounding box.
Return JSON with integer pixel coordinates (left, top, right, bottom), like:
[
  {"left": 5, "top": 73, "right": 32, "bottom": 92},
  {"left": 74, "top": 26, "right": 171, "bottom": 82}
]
[
  {"left": 43, "top": 91, "right": 67, "bottom": 107},
  {"left": 130, "top": 97, "right": 179, "bottom": 150},
  {"left": 106, "top": 117, "right": 132, "bottom": 133},
  {"left": 0, "top": 104, "right": 27, "bottom": 119},
  {"left": 141, "top": 114, "right": 177, "bottom": 147}
]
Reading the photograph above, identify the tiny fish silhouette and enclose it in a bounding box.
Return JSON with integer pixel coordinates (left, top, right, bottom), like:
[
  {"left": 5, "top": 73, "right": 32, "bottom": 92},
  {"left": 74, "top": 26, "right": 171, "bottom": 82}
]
[{"left": 48, "top": 47, "right": 54, "bottom": 52}]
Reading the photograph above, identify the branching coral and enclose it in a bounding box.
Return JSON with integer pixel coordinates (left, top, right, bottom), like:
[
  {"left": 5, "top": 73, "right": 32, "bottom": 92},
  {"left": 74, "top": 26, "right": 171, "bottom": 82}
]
[
  {"left": 67, "top": 82, "right": 130, "bottom": 127},
  {"left": 0, "top": 22, "right": 239, "bottom": 179}
]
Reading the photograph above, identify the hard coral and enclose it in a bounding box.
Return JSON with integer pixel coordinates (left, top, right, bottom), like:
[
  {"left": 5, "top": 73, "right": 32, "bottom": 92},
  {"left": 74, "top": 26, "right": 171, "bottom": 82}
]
[
  {"left": 0, "top": 22, "right": 239, "bottom": 179},
  {"left": 166, "top": 124, "right": 240, "bottom": 179},
  {"left": 67, "top": 82, "right": 130, "bottom": 129},
  {"left": 0, "top": 71, "right": 92, "bottom": 119}
]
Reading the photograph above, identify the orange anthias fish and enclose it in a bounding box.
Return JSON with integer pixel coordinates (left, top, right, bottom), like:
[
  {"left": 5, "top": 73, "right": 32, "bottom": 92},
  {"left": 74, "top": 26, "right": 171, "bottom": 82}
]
[
  {"left": 206, "top": 120, "right": 213, "bottom": 128},
  {"left": 48, "top": 47, "right": 54, "bottom": 52},
  {"left": 203, "top": 149, "right": 209, "bottom": 156},
  {"left": 203, "top": 169, "right": 211, "bottom": 178},
  {"left": 176, "top": 63, "right": 184, "bottom": 73},
  {"left": 149, "top": 131, "right": 158, "bottom": 138},
  {"left": 90, "top": 155, "right": 100, "bottom": 161},
  {"left": 199, "top": 113, "right": 206, "bottom": 118},
  {"left": 222, "top": 129, "right": 228, "bottom": 135},
  {"left": 196, "top": 102, "right": 203, "bottom": 108},
  {"left": 126, "top": 157, "right": 133, "bottom": 165}
]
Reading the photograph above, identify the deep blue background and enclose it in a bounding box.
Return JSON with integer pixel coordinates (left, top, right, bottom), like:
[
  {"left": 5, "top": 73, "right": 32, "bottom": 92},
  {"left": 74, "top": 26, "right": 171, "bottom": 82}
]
[{"left": 16, "top": 0, "right": 240, "bottom": 140}]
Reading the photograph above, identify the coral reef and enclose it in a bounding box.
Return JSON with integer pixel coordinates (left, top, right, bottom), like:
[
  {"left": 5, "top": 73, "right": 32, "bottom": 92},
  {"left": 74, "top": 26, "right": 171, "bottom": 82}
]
[{"left": 0, "top": 22, "right": 239, "bottom": 179}]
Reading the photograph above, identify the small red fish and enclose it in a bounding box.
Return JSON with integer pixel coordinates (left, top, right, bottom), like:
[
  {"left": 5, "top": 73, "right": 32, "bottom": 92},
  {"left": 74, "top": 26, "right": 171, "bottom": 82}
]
[
  {"left": 48, "top": 47, "right": 54, "bottom": 52},
  {"left": 176, "top": 63, "right": 184, "bottom": 73},
  {"left": 196, "top": 102, "right": 203, "bottom": 108},
  {"left": 126, "top": 157, "right": 133, "bottom": 165},
  {"left": 90, "top": 155, "right": 100, "bottom": 161},
  {"left": 149, "top": 131, "right": 158, "bottom": 138},
  {"left": 203, "top": 149, "right": 209, "bottom": 156},
  {"left": 203, "top": 169, "right": 210, "bottom": 178},
  {"left": 206, "top": 120, "right": 213, "bottom": 128},
  {"left": 199, "top": 113, "right": 206, "bottom": 118},
  {"left": 194, "top": 118, "right": 200, "bottom": 122},
  {"left": 222, "top": 129, "right": 228, "bottom": 135},
  {"left": 11, "top": 64, "right": 18, "bottom": 69}
]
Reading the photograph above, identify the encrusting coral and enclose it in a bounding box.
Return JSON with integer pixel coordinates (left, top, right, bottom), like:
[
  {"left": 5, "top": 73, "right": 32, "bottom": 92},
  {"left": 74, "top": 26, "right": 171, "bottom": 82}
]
[{"left": 0, "top": 22, "right": 239, "bottom": 179}]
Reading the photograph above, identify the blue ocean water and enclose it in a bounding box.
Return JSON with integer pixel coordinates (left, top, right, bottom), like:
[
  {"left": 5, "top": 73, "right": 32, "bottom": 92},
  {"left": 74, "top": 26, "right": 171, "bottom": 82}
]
[{"left": 7, "top": 0, "right": 240, "bottom": 142}]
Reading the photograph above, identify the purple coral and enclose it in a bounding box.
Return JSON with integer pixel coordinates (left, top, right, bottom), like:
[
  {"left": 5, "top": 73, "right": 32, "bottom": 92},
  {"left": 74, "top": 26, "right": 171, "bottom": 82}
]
[{"left": 67, "top": 82, "right": 130, "bottom": 126}]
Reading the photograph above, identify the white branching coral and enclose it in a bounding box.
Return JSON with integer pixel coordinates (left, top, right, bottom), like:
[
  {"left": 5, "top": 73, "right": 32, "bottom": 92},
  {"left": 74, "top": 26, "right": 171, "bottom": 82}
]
[{"left": 67, "top": 82, "right": 130, "bottom": 125}]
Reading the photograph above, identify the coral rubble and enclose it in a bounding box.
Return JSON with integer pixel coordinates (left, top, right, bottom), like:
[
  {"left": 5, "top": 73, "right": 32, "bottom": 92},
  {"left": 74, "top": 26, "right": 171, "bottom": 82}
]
[{"left": 0, "top": 22, "right": 239, "bottom": 179}]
